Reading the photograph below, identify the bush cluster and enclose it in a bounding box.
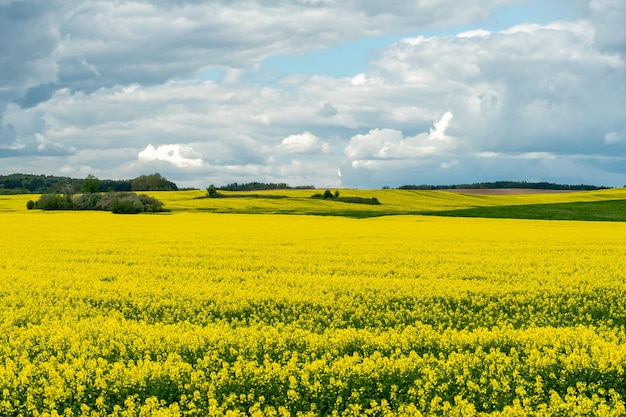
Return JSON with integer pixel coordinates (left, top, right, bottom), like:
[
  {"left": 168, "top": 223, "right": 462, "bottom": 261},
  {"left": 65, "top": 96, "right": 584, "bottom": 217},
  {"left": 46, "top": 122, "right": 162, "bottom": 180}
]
[
  {"left": 311, "top": 190, "right": 380, "bottom": 205},
  {"left": 28, "top": 192, "right": 164, "bottom": 214},
  {"left": 311, "top": 189, "right": 340, "bottom": 199}
]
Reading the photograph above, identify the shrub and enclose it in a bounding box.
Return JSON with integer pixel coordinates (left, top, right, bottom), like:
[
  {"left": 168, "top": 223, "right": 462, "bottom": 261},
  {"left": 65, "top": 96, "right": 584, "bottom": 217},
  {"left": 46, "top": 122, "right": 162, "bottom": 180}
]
[
  {"left": 137, "top": 194, "right": 163, "bottom": 212},
  {"left": 109, "top": 193, "right": 164, "bottom": 214},
  {"left": 112, "top": 200, "right": 142, "bottom": 214},
  {"left": 37, "top": 194, "right": 72, "bottom": 210},
  {"left": 34, "top": 191, "right": 164, "bottom": 214},
  {"left": 73, "top": 193, "right": 102, "bottom": 210},
  {"left": 26, "top": 200, "right": 35, "bottom": 210},
  {"left": 95, "top": 192, "right": 127, "bottom": 211},
  {"left": 110, "top": 194, "right": 155, "bottom": 214}
]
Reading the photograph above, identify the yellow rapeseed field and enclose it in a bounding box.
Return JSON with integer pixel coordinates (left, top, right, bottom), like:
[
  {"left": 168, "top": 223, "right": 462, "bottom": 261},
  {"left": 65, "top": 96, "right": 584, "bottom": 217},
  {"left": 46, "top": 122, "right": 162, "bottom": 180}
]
[
  {"left": 2, "top": 191, "right": 626, "bottom": 415},
  {"left": 144, "top": 187, "right": 626, "bottom": 215}
]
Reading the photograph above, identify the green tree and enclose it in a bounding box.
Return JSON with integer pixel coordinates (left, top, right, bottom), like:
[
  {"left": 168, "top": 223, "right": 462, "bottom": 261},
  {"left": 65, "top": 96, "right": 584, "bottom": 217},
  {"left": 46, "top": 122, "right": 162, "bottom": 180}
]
[
  {"left": 207, "top": 184, "right": 218, "bottom": 198},
  {"left": 131, "top": 173, "right": 177, "bottom": 191},
  {"left": 62, "top": 183, "right": 75, "bottom": 206},
  {"left": 37, "top": 194, "right": 71, "bottom": 210},
  {"left": 83, "top": 175, "right": 100, "bottom": 193}
]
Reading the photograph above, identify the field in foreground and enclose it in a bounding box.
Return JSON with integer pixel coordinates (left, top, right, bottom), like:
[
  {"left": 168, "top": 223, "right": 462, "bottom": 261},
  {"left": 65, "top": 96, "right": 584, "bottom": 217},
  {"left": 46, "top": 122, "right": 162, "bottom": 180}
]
[{"left": 2, "top": 201, "right": 626, "bottom": 416}]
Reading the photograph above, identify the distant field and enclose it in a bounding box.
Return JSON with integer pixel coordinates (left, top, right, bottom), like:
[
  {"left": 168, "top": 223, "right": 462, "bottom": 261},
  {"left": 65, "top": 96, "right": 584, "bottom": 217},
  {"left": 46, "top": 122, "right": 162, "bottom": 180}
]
[
  {"left": 139, "top": 188, "right": 626, "bottom": 219},
  {"left": 7, "top": 188, "right": 626, "bottom": 220},
  {"left": 6, "top": 188, "right": 626, "bottom": 221}
]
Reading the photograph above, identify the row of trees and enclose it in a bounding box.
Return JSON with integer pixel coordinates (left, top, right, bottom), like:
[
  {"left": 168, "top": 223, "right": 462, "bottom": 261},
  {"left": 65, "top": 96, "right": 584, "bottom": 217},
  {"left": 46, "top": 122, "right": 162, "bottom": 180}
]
[
  {"left": 398, "top": 181, "right": 609, "bottom": 191},
  {"left": 216, "top": 182, "right": 315, "bottom": 191},
  {"left": 5, "top": 174, "right": 612, "bottom": 195},
  {"left": 206, "top": 182, "right": 317, "bottom": 198},
  {"left": 0, "top": 173, "right": 178, "bottom": 194}
]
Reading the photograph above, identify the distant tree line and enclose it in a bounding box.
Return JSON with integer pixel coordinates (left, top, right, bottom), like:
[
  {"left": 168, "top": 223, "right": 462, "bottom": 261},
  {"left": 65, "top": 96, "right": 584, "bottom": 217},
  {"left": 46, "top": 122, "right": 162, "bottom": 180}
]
[
  {"left": 397, "top": 181, "right": 610, "bottom": 191},
  {"left": 0, "top": 173, "right": 177, "bottom": 194},
  {"left": 217, "top": 182, "right": 315, "bottom": 191}
]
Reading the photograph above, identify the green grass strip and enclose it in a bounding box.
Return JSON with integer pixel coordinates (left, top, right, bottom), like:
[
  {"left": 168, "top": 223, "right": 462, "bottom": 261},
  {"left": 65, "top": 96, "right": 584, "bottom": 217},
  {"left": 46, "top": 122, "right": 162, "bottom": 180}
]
[{"left": 424, "top": 199, "right": 626, "bottom": 222}]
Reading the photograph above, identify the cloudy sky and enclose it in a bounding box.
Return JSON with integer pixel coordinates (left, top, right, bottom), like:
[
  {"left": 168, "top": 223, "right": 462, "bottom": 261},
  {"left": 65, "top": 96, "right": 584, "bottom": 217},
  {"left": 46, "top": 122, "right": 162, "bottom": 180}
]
[{"left": 1, "top": 0, "right": 625, "bottom": 188}]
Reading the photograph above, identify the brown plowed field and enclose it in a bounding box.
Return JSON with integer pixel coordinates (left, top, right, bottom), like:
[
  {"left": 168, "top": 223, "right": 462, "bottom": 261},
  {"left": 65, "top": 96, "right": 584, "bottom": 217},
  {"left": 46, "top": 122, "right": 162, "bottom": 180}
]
[{"left": 438, "top": 188, "right": 580, "bottom": 195}]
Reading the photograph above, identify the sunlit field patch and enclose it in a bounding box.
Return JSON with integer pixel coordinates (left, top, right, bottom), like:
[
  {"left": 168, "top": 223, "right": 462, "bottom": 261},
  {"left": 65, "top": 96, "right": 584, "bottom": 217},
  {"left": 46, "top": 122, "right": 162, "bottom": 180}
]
[
  {"left": 1, "top": 191, "right": 626, "bottom": 415},
  {"left": 147, "top": 187, "right": 626, "bottom": 217}
]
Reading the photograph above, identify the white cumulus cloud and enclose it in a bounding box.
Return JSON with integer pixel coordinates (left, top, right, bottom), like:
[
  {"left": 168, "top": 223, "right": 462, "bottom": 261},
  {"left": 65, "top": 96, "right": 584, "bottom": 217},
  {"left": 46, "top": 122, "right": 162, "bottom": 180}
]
[
  {"left": 138, "top": 144, "right": 203, "bottom": 168},
  {"left": 1, "top": 1, "right": 626, "bottom": 188},
  {"left": 345, "top": 112, "right": 455, "bottom": 161},
  {"left": 278, "top": 132, "right": 329, "bottom": 154},
  {"left": 605, "top": 132, "right": 624, "bottom": 144}
]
